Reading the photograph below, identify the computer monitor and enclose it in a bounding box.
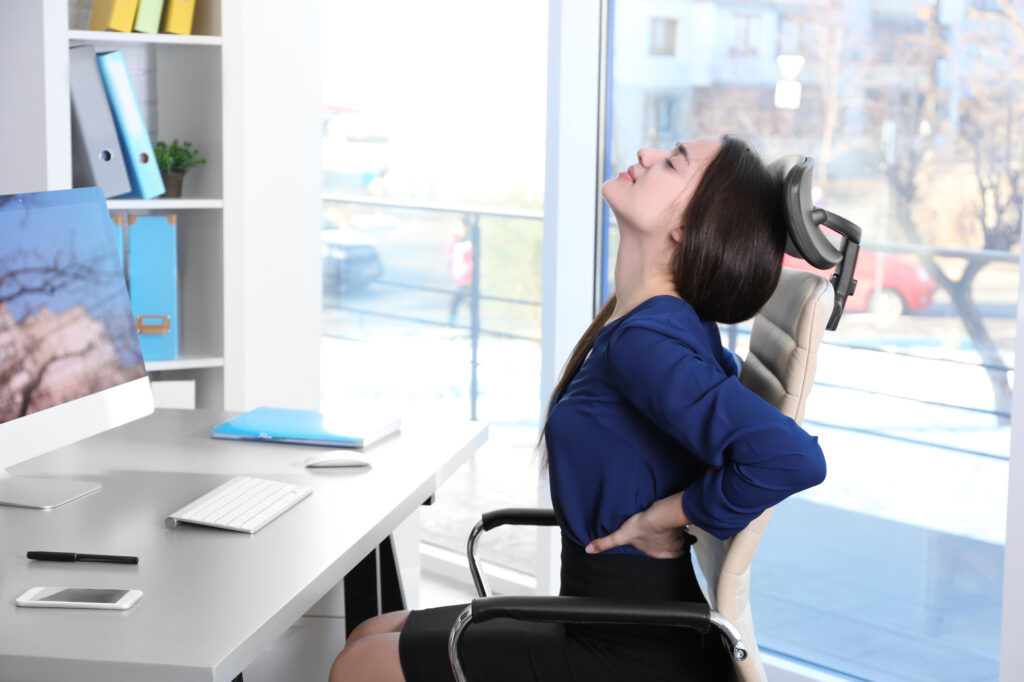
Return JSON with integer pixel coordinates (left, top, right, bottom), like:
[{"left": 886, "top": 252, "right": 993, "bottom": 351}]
[{"left": 0, "top": 187, "right": 154, "bottom": 509}]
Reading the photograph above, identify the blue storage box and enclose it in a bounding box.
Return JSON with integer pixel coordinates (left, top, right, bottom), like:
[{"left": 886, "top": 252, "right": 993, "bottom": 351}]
[{"left": 127, "top": 214, "right": 178, "bottom": 361}]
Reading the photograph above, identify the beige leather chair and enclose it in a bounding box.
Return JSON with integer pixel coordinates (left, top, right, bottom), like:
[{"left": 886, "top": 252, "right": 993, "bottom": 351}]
[
  {"left": 450, "top": 156, "right": 862, "bottom": 682},
  {"left": 689, "top": 267, "right": 833, "bottom": 682}
]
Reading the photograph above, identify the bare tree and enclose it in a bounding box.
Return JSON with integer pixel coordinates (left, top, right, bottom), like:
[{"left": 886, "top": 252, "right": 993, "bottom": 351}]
[{"left": 871, "top": 2, "right": 1024, "bottom": 418}]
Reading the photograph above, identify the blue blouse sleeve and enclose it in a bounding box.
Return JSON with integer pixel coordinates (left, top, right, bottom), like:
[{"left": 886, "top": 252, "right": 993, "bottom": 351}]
[{"left": 605, "top": 324, "right": 826, "bottom": 539}]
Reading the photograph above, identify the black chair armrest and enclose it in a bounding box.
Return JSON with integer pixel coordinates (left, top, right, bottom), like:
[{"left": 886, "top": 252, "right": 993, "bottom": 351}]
[
  {"left": 480, "top": 508, "right": 558, "bottom": 531},
  {"left": 468, "top": 509, "right": 558, "bottom": 598},
  {"left": 471, "top": 595, "right": 711, "bottom": 631}
]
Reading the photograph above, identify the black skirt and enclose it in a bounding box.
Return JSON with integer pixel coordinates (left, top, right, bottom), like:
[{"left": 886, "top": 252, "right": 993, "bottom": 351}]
[{"left": 398, "top": 534, "right": 734, "bottom": 682}]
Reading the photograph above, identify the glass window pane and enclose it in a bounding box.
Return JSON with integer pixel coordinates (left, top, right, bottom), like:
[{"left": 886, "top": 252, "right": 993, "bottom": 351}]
[
  {"left": 602, "top": 1, "right": 1016, "bottom": 679},
  {"left": 320, "top": 0, "right": 548, "bottom": 575}
]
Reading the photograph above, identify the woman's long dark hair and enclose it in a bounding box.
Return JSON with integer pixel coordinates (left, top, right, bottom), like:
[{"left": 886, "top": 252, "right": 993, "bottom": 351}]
[{"left": 538, "top": 136, "right": 786, "bottom": 458}]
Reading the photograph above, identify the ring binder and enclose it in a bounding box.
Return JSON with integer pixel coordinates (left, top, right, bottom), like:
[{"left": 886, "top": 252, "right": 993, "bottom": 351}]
[
  {"left": 95, "top": 50, "right": 166, "bottom": 199},
  {"left": 69, "top": 45, "right": 132, "bottom": 198},
  {"left": 89, "top": 0, "right": 141, "bottom": 32},
  {"left": 133, "top": 0, "right": 166, "bottom": 34},
  {"left": 162, "top": 0, "right": 197, "bottom": 35}
]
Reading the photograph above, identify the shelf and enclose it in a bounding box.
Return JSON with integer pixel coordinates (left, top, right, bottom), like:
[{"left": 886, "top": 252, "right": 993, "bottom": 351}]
[
  {"left": 146, "top": 356, "right": 225, "bottom": 372},
  {"left": 107, "top": 199, "right": 224, "bottom": 210},
  {"left": 68, "top": 30, "right": 222, "bottom": 46}
]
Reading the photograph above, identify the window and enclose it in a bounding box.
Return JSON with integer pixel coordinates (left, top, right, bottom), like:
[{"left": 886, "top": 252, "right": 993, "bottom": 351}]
[
  {"left": 320, "top": 0, "right": 549, "bottom": 578},
  {"left": 777, "top": 15, "right": 807, "bottom": 56},
  {"left": 731, "top": 11, "right": 760, "bottom": 57},
  {"left": 602, "top": 1, "right": 1017, "bottom": 679},
  {"left": 644, "top": 95, "right": 678, "bottom": 143},
  {"left": 650, "top": 17, "right": 678, "bottom": 56}
]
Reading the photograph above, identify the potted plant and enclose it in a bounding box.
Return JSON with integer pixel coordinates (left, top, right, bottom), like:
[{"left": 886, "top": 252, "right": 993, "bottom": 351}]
[{"left": 154, "top": 139, "right": 207, "bottom": 198}]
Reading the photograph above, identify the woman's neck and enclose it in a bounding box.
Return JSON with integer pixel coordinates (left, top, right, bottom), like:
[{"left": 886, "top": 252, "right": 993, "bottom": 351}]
[{"left": 610, "top": 224, "right": 678, "bottom": 322}]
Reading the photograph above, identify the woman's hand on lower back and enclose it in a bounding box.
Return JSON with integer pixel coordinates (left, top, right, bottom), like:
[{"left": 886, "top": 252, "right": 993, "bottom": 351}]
[{"left": 585, "top": 492, "right": 691, "bottom": 558}]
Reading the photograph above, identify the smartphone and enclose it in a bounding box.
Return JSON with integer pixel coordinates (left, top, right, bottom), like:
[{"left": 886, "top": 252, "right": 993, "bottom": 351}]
[{"left": 15, "top": 587, "right": 143, "bottom": 610}]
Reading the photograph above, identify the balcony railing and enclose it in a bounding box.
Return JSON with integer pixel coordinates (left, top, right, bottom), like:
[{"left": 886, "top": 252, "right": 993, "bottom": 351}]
[{"left": 323, "top": 193, "right": 543, "bottom": 420}]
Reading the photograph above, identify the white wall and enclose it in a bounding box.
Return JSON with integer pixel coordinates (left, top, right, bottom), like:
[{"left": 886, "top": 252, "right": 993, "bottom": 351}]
[
  {"left": 0, "top": 0, "right": 71, "bottom": 194},
  {"left": 221, "top": 0, "right": 323, "bottom": 412}
]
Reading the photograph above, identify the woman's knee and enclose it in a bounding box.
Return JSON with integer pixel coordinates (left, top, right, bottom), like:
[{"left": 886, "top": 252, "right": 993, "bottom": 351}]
[
  {"left": 346, "top": 610, "right": 410, "bottom": 645},
  {"left": 329, "top": 633, "right": 405, "bottom": 682}
]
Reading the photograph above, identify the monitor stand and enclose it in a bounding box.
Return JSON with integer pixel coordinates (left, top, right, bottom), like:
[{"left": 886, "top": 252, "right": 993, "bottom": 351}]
[{"left": 0, "top": 471, "right": 100, "bottom": 509}]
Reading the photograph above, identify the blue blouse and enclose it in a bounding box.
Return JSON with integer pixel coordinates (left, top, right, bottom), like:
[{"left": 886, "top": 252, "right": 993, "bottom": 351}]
[{"left": 545, "top": 295, "right": 826, "bottom": 552}]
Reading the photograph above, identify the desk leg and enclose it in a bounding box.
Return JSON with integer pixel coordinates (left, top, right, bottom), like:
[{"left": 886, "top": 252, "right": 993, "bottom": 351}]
[{"left": 344, "top": 535, "right": 405, "bottom": 636}]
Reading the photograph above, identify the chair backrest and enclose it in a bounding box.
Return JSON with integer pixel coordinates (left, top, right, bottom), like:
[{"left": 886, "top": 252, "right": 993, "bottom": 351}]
[{"left": 690, "top": 268, "right": 832, "bottom": 682}]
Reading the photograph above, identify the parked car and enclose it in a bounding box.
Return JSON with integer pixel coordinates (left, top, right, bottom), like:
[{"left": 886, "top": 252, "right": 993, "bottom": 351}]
[
  {"left": 782, "top": 248, "right": 937, "bottom": 317},
  {"left": 321, "top": 222, "right": 383, "bottom": 294}
]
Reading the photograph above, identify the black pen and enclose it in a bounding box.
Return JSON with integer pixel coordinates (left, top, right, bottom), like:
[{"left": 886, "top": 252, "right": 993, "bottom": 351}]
[{"left": 27, "top": 551, "right": 139, "bottom": 565}]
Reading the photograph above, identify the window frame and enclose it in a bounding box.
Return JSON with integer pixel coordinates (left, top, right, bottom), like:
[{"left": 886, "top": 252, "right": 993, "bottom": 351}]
[{"left": 537, "top": 0, "right": 605, "bottom": 593}]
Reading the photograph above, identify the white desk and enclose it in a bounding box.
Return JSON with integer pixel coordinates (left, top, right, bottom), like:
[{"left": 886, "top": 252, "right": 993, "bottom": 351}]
[{"left": 0, "top": 409, "right": 487, "bottom": 682}]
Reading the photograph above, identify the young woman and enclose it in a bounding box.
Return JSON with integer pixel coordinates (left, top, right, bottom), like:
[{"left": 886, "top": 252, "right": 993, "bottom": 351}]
[{"left": 329, "top": 135, "right": 827, "bottom": 682}]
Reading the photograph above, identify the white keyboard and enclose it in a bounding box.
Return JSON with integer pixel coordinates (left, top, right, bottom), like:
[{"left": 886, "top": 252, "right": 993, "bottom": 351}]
[{"left": 165, "top": 476, "right": 312, "bottom": 534}]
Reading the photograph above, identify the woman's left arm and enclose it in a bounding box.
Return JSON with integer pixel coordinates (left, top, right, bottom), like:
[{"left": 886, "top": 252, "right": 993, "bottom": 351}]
[{"left": 602, "top": 324, "right": 826, "bottom": 542}]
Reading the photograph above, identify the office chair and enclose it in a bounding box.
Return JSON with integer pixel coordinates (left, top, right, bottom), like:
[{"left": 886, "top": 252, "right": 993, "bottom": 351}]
[{"left": 449, "top": 156, "right": 863, "bottom": 682}]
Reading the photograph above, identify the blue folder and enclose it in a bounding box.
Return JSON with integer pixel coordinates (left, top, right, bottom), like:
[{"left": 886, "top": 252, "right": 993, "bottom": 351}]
[
  {"left": 128, "top": 215, "right": 178, "bottom": 360},
  {"left": 212, "top": 407, "right": 402, "bottom": 449},
  {"left": 96, "top": 50, "right": 165, "bottom": 199}
]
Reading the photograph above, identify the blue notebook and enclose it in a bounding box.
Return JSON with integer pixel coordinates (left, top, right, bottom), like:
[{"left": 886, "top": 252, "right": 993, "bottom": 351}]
[{"left": 211, "top": 407, "right": 401, "bottom": 449}]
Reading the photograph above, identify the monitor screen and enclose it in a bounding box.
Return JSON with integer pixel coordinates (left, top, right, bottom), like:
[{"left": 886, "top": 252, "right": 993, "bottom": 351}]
[
  {"left": 0, "top": 187, "right": 152, "bottom": 508},
  {"left": 0, "top": 190, "right": 146, "bottom": 422}
]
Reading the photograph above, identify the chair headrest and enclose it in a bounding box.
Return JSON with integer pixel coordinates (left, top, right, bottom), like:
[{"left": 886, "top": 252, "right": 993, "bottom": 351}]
[
  {"left": 767, "top": 155, "right": 863, "bottom": 330},
  {"left": 768, "top": 155, "right": 840, "bottom": 269}
]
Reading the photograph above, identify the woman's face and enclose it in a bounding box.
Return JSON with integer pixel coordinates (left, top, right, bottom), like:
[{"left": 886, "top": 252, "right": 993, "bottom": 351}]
[{"left": 602, "top": 136, "right": 722, "bottom": 240}]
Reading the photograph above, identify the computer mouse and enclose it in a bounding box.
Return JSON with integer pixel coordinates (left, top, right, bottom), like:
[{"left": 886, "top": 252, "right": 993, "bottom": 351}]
[{"left": 305, "top": 453, "right": 372, "bottom": 468}]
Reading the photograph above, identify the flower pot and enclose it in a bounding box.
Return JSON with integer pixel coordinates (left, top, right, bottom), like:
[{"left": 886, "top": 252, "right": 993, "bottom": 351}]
[{"left": 161, "top": 171, "right": 185, "bottom": 198}]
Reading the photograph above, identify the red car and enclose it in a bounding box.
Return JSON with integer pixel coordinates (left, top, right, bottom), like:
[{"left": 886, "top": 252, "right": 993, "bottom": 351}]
[{"left": 782, "top": 249, "right": 937, "bottom": 317}]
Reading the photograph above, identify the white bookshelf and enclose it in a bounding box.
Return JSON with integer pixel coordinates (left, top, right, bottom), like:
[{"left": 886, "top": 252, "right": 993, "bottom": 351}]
[
  {"left": 1, "top": 0, "right": 323, "bottom": 414},
  {"left": 79, "top": 2, "right": 225, "bottom": 405},
  {"left": 1, "top": 0, "right": 229, "bottom": 408}
]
